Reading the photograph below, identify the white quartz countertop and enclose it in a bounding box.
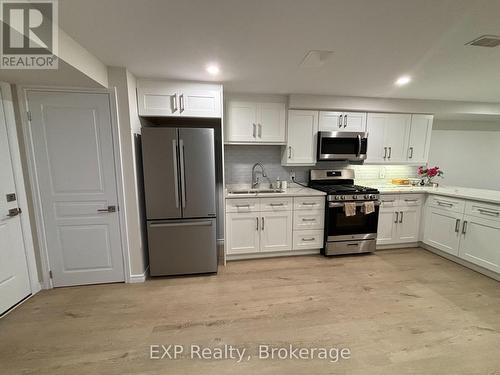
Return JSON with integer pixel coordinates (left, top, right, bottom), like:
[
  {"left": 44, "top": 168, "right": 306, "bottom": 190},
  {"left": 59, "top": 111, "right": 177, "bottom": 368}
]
[
  {"left": 225, "top": 184, "right": 325, "bottom": 198},
  {"left": 365, "top": 183, "right": 500, "bottom": 205}
]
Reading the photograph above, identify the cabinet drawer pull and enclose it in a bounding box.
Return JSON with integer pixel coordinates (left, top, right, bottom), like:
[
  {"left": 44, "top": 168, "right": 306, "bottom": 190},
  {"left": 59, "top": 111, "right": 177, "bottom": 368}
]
[
  {"left": 394, "top": 212, "right": 399, "bottom": 224},
  {"left": 235, "top": 204, "right": 251, "bottom": 208},
  {"left": 302, "top": 237, "right": 315, "bottom": 242},
  {"left": 301, "top": 202, "right": 316, "bottom": 206},
  {"left": 338, "top": 115, "right": 343, "bottom": 128},
  {"left": 455, "top": 219, "right": 460, "bottom": 233},
  {"left": 383, "top": 147, "right": 387, "bottom": 159},
  {"left": 270, "top": 203, "right": 285, "bottom": 206},
  {"left": 477, "top": 208, "right": 500, "bottom": 217},
  {"left": 171, "top": 94, "right": 178, "bottom": 112},
  {"left": 399, "top": 211, "right": 403, "bottom": 223},
  {"left": 436, "top": 201, "right": 453, "bottom": 208},
  {"left": 302, "top": 218, "right": 316, "bottom": 222},
  {"left": 252, "top": 123, "right": 256, "bottom": 138},
  {"left": 404, "top": 199, "right": 418, "bottom": 202},
  {"left": 388, "top": 147, "right": 392, "bottom": 159},
  {"left": 256, "top": 217, "right": 259, "bottom": 231},
  {"left": 258, "top": 123, "right": 262, "bottom": 138},
  {"left": 382, "top": 200, "right": 395, "bottom": 203},
  {"left": 261, "top": 217, "right": 265, "bottom": 230},
  {"left": 344, "top": 114, "right": 348, "bottom": 128}
]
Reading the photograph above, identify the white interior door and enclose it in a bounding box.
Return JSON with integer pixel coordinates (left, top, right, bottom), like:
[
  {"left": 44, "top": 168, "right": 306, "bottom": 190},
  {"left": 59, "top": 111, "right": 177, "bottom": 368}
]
[
  {"left": 27, "top": 91, "right": 124, "bottom": 287},
  {"left": 0, "top": 92, "right": 31, "bottom": 314}
]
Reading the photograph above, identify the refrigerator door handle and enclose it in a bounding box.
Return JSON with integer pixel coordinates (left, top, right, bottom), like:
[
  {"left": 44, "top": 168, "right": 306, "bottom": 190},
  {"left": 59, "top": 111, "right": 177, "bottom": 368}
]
[
  {"left": 149, "top": 220, "right": 213, "bottom": 228},
  {"left": 179, "top": 139, "right": 187, "bottom": 208},
  {"left": 172, "top": 139, "right": 180, "bottom": 208}
]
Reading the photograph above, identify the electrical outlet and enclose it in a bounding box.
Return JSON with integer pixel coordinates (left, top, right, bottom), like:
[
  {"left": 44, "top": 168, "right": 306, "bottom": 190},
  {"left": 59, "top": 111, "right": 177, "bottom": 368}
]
[
  {"left": 290, "top": 170, "right": 295, "bottom": 181},
  {"left": 379, "top": 167, "right": 386, "bottom": 179}
]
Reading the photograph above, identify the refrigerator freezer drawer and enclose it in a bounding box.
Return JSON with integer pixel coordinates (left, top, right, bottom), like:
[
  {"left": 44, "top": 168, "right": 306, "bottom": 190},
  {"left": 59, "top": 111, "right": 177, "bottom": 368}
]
[{"left": 147, "top": 219, "right": 217, "bottom": 276}]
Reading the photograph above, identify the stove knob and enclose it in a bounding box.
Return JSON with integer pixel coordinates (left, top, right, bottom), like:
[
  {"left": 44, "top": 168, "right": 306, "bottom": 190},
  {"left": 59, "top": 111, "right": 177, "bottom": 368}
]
[
  {"left": 334, "top": 196, "right": 340, "bottom": 200},
  {"left": 370, "top": 194, "right": 376, "bottom": 199},
  {"left": 352, "top": 195, "right": 357, "bottom": 200},
  {"left": 341, "top": 195, "right": 346, "bottom": 200},
  {"left": 364, "top": 194, "right": 370, "bottom": 199}
]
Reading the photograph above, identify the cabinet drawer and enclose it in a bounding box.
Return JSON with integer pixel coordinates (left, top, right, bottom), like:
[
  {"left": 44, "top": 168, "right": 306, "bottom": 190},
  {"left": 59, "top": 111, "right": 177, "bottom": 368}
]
[
  {"left": 465, "top": 201, "right": 500, "bottom": 222},
  {"left": 260, "top": 197, "right": 292, "bottom": 211},
  {"left": 428, "top": 195, "right": 465, "bottom": 213},
  {"left": 293, "top": 196, "right": 325, "bottom": 211},
  {"left": 398, "top": 194, "right": 424, "bottom": 207},
  {"left": 380, "top": 194, "right": 399, "bottom": 208},
  {"left": 293, "top": 230, "right": 324, "bottom": 250},
  {"left": 226, "top": 198, "right": 260, "bottom": 213},
  {"left": 293, "top": 210, "right": 324, "bottom": 230}
]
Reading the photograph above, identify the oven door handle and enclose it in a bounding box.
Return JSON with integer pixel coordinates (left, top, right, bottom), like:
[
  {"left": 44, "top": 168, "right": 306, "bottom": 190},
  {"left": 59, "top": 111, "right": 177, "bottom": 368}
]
[{"left": 328, "top": 201, "right": 381, "bottom": 208}]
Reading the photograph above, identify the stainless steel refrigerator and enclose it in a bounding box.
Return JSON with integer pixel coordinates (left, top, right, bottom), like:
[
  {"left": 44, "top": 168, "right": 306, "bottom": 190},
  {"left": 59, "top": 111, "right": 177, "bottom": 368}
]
[{"left": 141, "top": 127, "right": 217, "bottom": 276}]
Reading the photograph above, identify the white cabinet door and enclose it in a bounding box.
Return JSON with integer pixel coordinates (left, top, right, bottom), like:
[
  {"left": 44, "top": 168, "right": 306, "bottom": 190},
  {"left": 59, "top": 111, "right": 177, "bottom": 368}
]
[
  {"left": 319, "top": 111, "right": 343, "bottom": 131},
  {"left": 423, "top": 207, "right": 461, "bottom": 256},
  {"left": 179, "top": 89, "right": 221, "bottom": 118},
  {"left": 366, "top": 113, "right": 387, "bottom": 163},
  {"left": 258, "top": 103, "right": 286, "bottom": 143},
  {"left": 366, "top": 113, "right": 410, "bottom": 163},
  {"left": 385, "top": 114, "right": 411, "bottom": 162},
  {"left": 282, "top": 110, "right": 318, "bottom": 165},
  {"left": 407, "top": 114, "right": 433, "bottom": 163},
  {"left": 459, "top": 215, "right": 500, "bottom": 273},
  {"left": 137, "top": 84, "right": 179, "bottom": 116},
  {"left": 225, "top": 101, "right": 259, "bottom": 142},
  {"left": 260, "top": 211, "right": 293, "bottom": 252},
  {"left": 377, "top": 209, "right": 398, "bottom": 245},
  {"left": 226, "top": 213, "right": 260, "bottom": 254},
  {"left": 343, "top": 112, "right": 367, "bottom": 131},
  {"left": 397, "top": 206, "right": 421, "bottom": 243}
]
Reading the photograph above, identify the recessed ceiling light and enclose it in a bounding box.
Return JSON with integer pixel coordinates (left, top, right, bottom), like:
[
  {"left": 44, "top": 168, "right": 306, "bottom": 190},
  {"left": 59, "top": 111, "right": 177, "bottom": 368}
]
[
  {"left": 395, "top": 75, "right": 411, "bottom": 86},
  {"left": 206, "top": 64, "right": 220, "bottom": 75}
]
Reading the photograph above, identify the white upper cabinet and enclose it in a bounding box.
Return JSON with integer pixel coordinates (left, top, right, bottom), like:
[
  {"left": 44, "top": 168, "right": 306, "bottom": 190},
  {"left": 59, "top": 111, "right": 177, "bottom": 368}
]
[
  {"left": 319, "top": 111, "right": 366, "bottom": 132},
  {"left": 366, "top": 113, "right": 411, "bottom": 163},
  {"left": 225, "top": 99, "right": 286, "bottom": 144},
  {"left": 137, "top": 80, "right": 222, "bottom": 118},
  {"left": 407, "top": 114, "right": 433, "bottom": 163},
  {"left": 282, "top": 110, "right": 318, "bottom": 166}
]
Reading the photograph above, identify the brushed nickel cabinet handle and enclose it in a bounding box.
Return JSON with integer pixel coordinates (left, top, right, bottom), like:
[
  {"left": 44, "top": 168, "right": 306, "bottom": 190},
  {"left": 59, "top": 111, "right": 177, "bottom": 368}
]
[
  {"left": 477, "top": 208, "right": 500, "bottom": 217},
  {"left": 253, "top": 123, "right": 256, "bottom": 138},
  {"left": 302, "top": 237, "right": 315, "bottom": 242},
  {"left": 384, "top": 147, "right": 387, "bottom": 159},
  {"left": 462, "top": 220, "right": 468, "bottom": 235},
  {"left": 261, "top": 217, "right": 265, "bottom": 231},
  {"left": 394, "top": 211, "right": 399, "bottom": 223},
  {"left": 399, "top": 211, "right": 403, "bottom": 223},
  {"left": 455, "top": 219, "right": 460, "bottom": 233},
  {"left": 256, "top": 217, "right": 259, "bottom": 231},
  {"left": 344, "top": 114, "right": 347, "bottom": 128},
  {"left": 258, "top": 123, "right": 262, "bottom": 138},
  {"left": 288, "top": 146, "right": 292, "bottom": 159},
  {"left": 179, "top": 94, "right": 185, "bottom": 112},
  {"left": 339, "top": 115, "right": 343, "bottom": 128},
  {"left": 388, "top": 147, "right": 392, "bottom": 159},
  {"left": 409, "top": 147, "right": 414, "bottom": 159},
  {"left": 171, "top": 94, "right": 178, "bottom": 112}
]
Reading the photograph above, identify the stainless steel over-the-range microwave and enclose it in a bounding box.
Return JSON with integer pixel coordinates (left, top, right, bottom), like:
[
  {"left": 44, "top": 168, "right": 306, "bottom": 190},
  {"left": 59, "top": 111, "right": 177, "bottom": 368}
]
[{"left": 317, "top": 131, "right": 368, "bottom": 162}]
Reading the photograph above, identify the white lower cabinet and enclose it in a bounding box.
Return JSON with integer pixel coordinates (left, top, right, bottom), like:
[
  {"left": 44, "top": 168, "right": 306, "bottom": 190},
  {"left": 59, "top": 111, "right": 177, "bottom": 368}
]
[
  {"left": 423, "top": 207, "right": 462, "bottom": 256},
  {"left": 377, "top": 194, "right": 423, "bottom": 246},
  {"left": 226, "top": 196, "right": 325, "bottom": 256},
  {"left": 260, "top": 211, "right": 293, "bottom": 252},
  {"left": 423, "top": 197, "right": 500, "bottom": 274},
  {"left": 458, "top": 215, "right": 500, "bottom": 273},
  {"left": 226, "top": 212, "right": 260, "bottom": 254}
]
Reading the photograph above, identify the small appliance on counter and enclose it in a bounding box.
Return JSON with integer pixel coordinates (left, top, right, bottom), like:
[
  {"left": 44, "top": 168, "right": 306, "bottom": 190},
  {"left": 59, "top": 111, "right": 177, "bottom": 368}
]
[
  {"left": 141, "top": 127, "right": 217, "bottom": 276},
  {"left": 308, "top": 169, "right": 380, "bottom": 256}
]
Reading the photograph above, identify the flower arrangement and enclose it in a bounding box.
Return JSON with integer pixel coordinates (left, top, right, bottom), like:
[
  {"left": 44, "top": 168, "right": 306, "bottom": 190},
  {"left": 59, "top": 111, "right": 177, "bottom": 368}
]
[{"left": 418, "top": 166, "right": 444, "bottom": 186}]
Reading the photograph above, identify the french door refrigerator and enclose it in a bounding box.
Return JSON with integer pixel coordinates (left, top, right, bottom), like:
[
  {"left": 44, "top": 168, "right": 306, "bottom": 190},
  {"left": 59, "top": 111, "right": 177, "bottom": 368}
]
[{"left": 142, "top": 127, "right": 217, "bottom": 276}]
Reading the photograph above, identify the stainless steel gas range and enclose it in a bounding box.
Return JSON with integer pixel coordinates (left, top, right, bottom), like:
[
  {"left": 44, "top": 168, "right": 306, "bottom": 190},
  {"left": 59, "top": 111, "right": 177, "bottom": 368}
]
[{"left": 308, "top": 169, "right": 381, "bottom": 256}]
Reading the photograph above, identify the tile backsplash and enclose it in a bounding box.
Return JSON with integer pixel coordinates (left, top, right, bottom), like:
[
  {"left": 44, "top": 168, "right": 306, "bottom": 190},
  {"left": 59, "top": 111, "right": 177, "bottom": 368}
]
[{"left": 224, "top": 145, "right": 418, "bottom": 185}]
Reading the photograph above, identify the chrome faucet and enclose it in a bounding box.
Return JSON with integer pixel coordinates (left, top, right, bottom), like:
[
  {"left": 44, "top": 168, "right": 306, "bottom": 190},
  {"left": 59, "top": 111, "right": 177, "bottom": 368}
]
[{"left": 251, "top": 163, "right": 267, "bottom": 188}]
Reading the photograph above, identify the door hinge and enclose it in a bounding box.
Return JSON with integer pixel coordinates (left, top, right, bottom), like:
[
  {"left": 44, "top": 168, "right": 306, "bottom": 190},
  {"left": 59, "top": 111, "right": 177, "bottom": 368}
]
[
  {"left": 27, "top": 111, "right": 32, "bottom": 121},
  {"left": 49, "top": 270, "right": 53, "bottom": 279}
]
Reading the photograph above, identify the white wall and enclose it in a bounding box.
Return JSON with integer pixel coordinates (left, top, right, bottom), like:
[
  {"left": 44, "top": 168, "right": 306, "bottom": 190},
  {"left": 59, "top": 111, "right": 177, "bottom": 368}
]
[{"left": 429, "top": 120, "right": 500, "bottom": 190}]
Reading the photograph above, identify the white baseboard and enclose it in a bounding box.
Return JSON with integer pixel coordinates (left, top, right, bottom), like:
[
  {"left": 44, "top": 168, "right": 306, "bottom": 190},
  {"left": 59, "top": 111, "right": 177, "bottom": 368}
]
[
  {"left": 227, "top": 249, "right": 320, "bottom": 261},
  {"left": 128, "top": 266, "right": 149, "bottom": 283},
  {"left": 376, "top": 242, "right": 419, "bottom": 250}
]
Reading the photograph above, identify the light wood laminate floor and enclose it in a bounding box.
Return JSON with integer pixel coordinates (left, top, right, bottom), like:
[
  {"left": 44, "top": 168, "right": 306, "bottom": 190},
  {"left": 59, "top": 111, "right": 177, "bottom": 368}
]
[{"left": 1, "top": 248, "right": 500, "bottom": 374}]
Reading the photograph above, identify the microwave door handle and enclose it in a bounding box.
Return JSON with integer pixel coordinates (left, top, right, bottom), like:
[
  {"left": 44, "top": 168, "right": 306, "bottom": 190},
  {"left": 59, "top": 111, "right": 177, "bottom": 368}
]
[{"left": 356, "top": 134, "right": 361, "bottom": 158}]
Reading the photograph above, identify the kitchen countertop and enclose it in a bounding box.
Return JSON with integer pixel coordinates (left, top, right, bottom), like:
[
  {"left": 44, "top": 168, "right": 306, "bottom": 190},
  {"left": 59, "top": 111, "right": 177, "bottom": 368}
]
[
  {"left": 364, "top": 183, "right": 500, "bottom": 205},
  {"left": 225, "top": 184, "right": 326, "bottom": 198}
]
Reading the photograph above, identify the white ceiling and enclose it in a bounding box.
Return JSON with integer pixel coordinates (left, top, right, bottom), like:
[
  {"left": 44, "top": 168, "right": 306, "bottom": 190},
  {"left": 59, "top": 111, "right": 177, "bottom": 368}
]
[{"left": 59, "top": 0, "right": 500, "bottom": 102}]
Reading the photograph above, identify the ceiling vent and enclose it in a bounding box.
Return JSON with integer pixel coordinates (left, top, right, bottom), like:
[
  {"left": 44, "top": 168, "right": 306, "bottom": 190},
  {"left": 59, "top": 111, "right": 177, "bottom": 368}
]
[
  {"left": 466, "top": 35, "right": 500, "bottom": 48},
  {"left": 300, "top": 50, "right": 333, "bottom": 68}
]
